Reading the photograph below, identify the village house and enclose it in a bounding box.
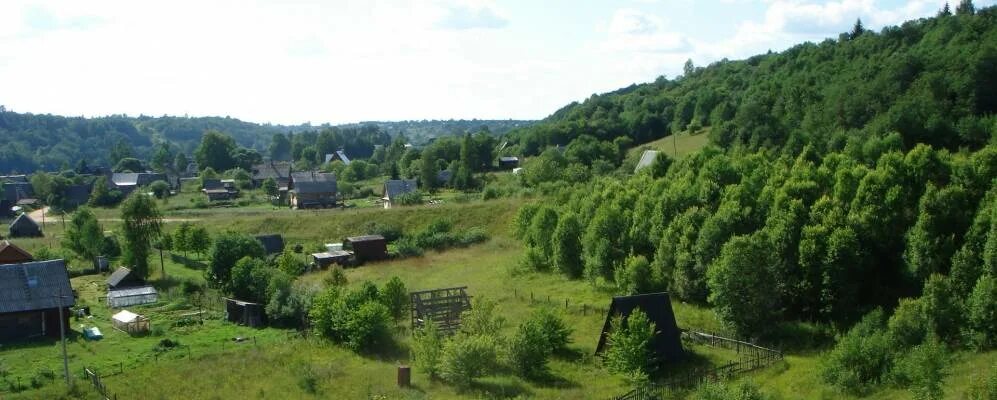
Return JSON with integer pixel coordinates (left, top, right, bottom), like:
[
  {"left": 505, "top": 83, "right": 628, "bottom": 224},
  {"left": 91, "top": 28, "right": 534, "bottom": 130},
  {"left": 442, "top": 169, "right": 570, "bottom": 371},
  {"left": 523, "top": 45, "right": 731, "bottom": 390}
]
[
  {"left": 289, "top": 171, "right": 337, "bottom": 209},
  {"left": 0, "top": 259, "right": 75, "bottom": 341},
  {"left": 324, "top": 150, "right": 351, "bottom": 165},
  {"left": 111, "top": 173, "right": 167, "bottom": 196},
  {"left": 201, "top": 179, "right": 239, "bottom": 201},
  {"left": 0, "top": 240, "right": 33, "bottom": 265},
  {"left": 251, "top": 161, "right": 292, "bottom": 191},
  {"left": 382, "top": 179, "right": 418, "bottom": 208}
]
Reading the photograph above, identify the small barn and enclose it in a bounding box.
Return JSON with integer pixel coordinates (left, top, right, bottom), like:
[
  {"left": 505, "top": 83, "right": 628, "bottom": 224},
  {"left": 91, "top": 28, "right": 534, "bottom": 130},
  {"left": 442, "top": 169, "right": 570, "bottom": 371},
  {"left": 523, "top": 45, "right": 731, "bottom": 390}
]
[
  {"left": 111, "top": 309, "right": 150, "bottom": 334},
  {"left": 498, "top": 156, "right": 520, "bottom": 169},
  {"left": 255, "top": 234, "right": 285, "bottom": 256},
  {"left": 106, "top": 267, "right": 144, "bottom": 290},
  {"left": 225, "top": 298, "right": 265, "bottom": 327},
  {"left": 289, "top": 172, "right": 337, "bottom": 209},
  {"left": 111, "top": 173, "right": 167, "bottom": 196},
  {"left": 0, "top": 259, "right": 75, "bottom": 341},
  {"left": 107, "top": 285, "right": 159, "bottom": 308},
  {"left": 345, "top": 235, "right": 388, "bottom": 263},
  {"left": 382, "top": 179, "right": 418, "bottom": 208},
  {"left": 634, "top": 150, "right": 659, "bottom": 173},
  {"left": 0, "top": 240, "right": 33, "bottom": 265},
  {"left": 9, "top": 213, "right": 42, "bottom": 238},
  {"left": 596, "top": 292, "right": 684, "bottom": 364}
]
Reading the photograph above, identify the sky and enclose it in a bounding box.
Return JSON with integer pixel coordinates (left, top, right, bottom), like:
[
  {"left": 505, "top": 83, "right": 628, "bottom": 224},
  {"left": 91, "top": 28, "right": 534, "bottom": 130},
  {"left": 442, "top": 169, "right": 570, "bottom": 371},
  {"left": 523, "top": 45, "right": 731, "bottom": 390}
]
[{"left": 0, "top": 0, "right": 992, "bottom": 125}]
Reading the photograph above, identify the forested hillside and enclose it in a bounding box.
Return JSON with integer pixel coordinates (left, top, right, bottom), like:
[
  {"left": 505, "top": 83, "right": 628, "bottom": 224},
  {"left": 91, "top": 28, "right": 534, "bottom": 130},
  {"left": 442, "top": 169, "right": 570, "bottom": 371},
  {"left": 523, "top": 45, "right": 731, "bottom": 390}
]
[
  {"left": 0, "top": 108, "right": 534, "bottom": 173},
  {"left": 510, "top": 4, "right": 997, "bottom": 396},
  {"left": 505, "top": 5, "right": 996, "bottom": 158}
]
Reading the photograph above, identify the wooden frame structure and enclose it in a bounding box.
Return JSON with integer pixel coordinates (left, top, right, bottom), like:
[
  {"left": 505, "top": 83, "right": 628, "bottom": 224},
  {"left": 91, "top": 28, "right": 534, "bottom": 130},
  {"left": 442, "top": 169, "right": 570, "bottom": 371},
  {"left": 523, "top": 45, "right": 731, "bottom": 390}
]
[{"left": 409, "top": 286, "right": 471, "bottom": 335}]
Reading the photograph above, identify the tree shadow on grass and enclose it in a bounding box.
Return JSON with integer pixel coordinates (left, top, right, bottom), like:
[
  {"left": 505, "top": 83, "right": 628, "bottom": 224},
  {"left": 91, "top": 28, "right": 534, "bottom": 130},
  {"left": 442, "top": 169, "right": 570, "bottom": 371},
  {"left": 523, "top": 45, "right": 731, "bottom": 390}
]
[
  {"left": 359, "top": 337, "right": 409, "bottom": 362},
  {"left": 169, "top": 253, "right": 206, "bottom": 269},
  {"left": 521, "top": 370, "right": 580, "bottom": 389},
  {"left": 465, "top": 378, "right": 532, "bottom": 399}
]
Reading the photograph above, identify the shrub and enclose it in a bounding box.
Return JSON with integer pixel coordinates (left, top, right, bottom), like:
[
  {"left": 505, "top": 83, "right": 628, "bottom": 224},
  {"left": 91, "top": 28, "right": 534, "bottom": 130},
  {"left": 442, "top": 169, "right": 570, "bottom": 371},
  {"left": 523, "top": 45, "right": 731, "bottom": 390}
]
[
  {"left": 615, "top": 255, "right": 655, "bottom": 295},
  {"left": 520, "top": 246, "right": 547, "bottom": 271},
  {"left": 345, "top": 301, "right": 392, "bottom": 351},
  {"left": 276, "top": 251, "right": 308, "bottom": 276},
  {"left": 365, "top": 221, "right": 403, "bottom": 243},
  {"left": 887, "top": 298, "right": 928, "bottom": 348},
  {"left": 482, "top": 186, "right": 500, "bottom": 200},
  {"left": 380, "top": 277, "right": 409, "bottom": 321},
  {"left": 148, "top": 180, "right": 170, "bottom": 199},
  {"left": 395, "top": 191, "right": 423, "bottom": 206},
  {"left": 323, "top": 267, "right": 348, "bottom": 287},
  {"left": 440, "top": 334, "right": 499, "bottom": 387},
  {"left": 821, "top": 309, "right": 894, "bottom": 393},
  {"left": 458, "top": 227, "right": 489, "bottom": 246},
  {"left": 461, "top": 297, "right": 505, "bottom": 337},
  {"left": 531, "top": 308, "right": 572, "bottom": 352},
  {"left": 691, "top": 381, "right": 770, "bottom": 400},
  {"left": 412, "top": 321, "right": 444, "bottom": 378},
  {"left": 394, "top": 237, "right": 424, "bottom": 258},
  {"left": 507, "top": 319, "right": 551, "bottom": 378},
  {"left": 890, "top": 335, "right": 948, "bottom": 400},
  {"left": 604, "top": 309, "right": 656, "bottom": 381}
]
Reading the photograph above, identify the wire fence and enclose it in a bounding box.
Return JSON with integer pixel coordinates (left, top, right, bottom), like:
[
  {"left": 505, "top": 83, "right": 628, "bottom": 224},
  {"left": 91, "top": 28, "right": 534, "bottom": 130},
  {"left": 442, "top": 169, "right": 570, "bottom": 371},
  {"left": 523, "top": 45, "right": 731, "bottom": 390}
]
[
  {"left": 508, "top": 288, "right": 611, "bottom": 317},
  {"left": 611, "top": 329, "right": 784, "bottom": 400},
  {"left": 83, "top": 367, "right": 116, "bottom": 400}
]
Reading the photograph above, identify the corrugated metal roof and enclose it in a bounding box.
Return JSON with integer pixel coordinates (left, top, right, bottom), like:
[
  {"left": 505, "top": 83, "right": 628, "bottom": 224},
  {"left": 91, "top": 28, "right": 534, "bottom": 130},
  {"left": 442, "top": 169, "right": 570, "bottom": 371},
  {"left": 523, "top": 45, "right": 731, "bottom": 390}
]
[
  {"left": 347, "top": 234, "right": 385, "bottom": 243},
  {"left": 106, "top": 267, "right": 133, "bottom": 287},
  {"left": 0, "top": 259, "right": 74, "bottom": 313}
]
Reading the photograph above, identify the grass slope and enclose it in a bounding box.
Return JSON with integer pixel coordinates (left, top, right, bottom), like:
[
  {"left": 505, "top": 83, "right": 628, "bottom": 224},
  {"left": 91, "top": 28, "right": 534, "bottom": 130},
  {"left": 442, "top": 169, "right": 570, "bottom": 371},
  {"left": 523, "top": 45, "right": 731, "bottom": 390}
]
[{"left": 626, "top": 128, "right": 711, "bottom": 160}]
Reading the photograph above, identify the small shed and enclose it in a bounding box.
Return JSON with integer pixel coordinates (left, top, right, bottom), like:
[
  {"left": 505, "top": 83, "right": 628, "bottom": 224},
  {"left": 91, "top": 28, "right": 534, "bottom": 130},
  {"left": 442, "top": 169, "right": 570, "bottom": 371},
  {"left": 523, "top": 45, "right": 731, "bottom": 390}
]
[
  {"left": 345, "top": 235, "right": 388, "bottom": 263},
  {"left": 498, "top": 156, "right": 520, "bottom": 169},
  {"left": 225, "top": 298, "right": 265, "bottom": 327},
  {"left": 107, "top": 285, "right": 159, "bottom": 308},
  {"left": 312, "top": 250, "right": 352, "bottom": 268},
  {"left": 106, "top": 267, "right": 144, "bottom": 290},
  {"left": 255, "top": 234, "right": 285, "bottom": 256},
  {"left": 596, "top": 292, "right": 684, "bottom": 364},
  {"left": 9, "top": 213, "right": 42, "bottom": 238},
  {"left": 111, "top": 310, "right": 150, "bottom": 334},
  {"left": 0, "top": 240, "right": 33, "bottom": 265}
]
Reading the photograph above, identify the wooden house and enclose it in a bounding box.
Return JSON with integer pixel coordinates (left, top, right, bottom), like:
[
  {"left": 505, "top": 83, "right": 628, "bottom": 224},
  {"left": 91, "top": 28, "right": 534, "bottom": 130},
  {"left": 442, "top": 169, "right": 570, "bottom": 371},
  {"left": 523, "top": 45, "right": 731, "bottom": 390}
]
[
  {"left": 345, "top": 235, "right": 388, "bottom": 263},
  {"left": 0, "top": 259, "right": 75, "bottom": 341},
  {"left": 289, "top": 172, "right": 337, "bottom": 209},
  {"left": 0, "top": 240, "right": 33, "bottom": 265},
  {"left": 9, "top": 213, "right": 42, "bottom": 238},
  {"left": 596, "top": 292, "right": 684, "bottom": 364}
]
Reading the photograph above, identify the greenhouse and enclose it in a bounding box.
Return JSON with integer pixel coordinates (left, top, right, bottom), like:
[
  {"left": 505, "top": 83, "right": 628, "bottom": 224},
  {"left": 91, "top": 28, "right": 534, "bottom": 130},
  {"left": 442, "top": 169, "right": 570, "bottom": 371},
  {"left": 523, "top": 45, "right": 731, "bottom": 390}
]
[{"left": 107, "top": 285, "right": 158, "bottom": 308}]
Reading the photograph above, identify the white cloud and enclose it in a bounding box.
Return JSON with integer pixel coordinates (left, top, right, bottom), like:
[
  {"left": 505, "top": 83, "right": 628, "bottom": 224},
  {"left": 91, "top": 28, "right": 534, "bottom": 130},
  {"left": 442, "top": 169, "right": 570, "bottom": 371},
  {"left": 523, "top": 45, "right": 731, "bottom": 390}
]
[
  {"left": 435, "top": 0, "right": 508, "bottom": 30},
  {"left": 602, "top": 9, "right": 691, "bottom": 53}
]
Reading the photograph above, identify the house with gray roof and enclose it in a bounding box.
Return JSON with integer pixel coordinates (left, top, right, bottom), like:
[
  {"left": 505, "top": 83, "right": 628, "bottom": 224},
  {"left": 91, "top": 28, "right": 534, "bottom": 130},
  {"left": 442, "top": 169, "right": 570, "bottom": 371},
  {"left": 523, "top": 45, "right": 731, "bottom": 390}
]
[
  {"left": 0, "top": 259, "right": 75, "bottom": 341},
  {"left": 382, "top": 179, "right": 418, "bottom": 207},
  {"left": 251, "top": 162, "right": 292, "bottom": 191},
  {"left": 289, "top": 172, "right": 337, "bottom": 209},
  {"left": 324, "top": 150, "right": 351, "bottom": 165}
]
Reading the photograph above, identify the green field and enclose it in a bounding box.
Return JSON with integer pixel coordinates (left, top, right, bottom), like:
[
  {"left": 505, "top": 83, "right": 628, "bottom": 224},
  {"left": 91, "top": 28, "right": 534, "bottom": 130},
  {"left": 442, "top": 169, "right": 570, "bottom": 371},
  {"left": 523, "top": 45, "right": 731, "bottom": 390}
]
[
  {"left": 627, "top": 128, "right": 712, "bottom": 160},
  {"left": 2, "top": 195, "right": 994, "bottom": 400}
]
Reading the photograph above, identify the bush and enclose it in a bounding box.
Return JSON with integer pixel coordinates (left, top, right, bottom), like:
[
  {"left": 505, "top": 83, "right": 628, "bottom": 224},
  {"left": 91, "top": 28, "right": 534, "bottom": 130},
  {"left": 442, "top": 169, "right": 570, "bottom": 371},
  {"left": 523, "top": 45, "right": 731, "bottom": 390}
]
[
  {"left": 507, "top": 319, "right": 551, "bottom": 378},
  {"left": 615, "top": 255, "right": 655, "bottom": 295},
  {"left": 412, "top": 321, "right": 444, "bottom": 378},
  {"left": 531, "top": 308, "right": 572, "bottom": 352},
  {"left": 395, "top": 191, "right": 423, "bottom": 206},
  {"left": 365, "top": 221, "right": 403, "bottom": 243},
  {"left": 967, "top": 275, "right": 997, "bottom": 349},
  {"left": 482, "top": 186, "right": 500, "bottom": 200},
  {"left": 345, "top": 301, "right": 392, "bottom": 351},
  {"left": 276, "top": 251, "right": 308, "bottom": 276},
  {"left": 380, "top": 277, "right": 409, "bottom": 321},
  {"left": 461, "top": 297, "right": 505, "bottom": 337},
  {"left": 821, "top": 309, "right": 894, "bottom": 393},
  {"left": 519, "top": 246, "right": 547, "bottom": 271},
  {"left": 604, "top": 309, "right": 656, "bottom": 381},
  {"left": 890, "top": 336, "right": 948, "bottom": 400},
  {"left": 691, "top": 381, "right": 770, "bottom": 400},
  {"left": 394, "top": 237, "right": 424, "bottom": 258},
  {"left": 148, "top": 180, "right": 170, "bottom": 199},
  {"left": 458, "top": 227, "right": 489, "bottom": 246},
  {"left": 440, "top": 334, "right": 499, "bottom": 387}
]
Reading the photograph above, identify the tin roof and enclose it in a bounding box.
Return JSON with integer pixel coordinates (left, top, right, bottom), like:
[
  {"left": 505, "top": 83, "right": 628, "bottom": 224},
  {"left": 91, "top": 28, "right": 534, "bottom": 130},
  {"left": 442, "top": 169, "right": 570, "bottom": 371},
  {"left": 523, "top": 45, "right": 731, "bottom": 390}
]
[{"left": 0, "top": 259, "right": 75, "bottom": 313}]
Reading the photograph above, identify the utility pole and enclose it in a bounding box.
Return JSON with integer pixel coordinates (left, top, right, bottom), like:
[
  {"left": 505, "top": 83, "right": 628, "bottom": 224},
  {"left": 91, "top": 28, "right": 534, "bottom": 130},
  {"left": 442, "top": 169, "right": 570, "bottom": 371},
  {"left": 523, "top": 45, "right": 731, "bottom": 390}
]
[
  {"left": 159, "top": 246, "right": 166, "bottom": 279},
  {"left": 57, "top": 288, "right": 70, "bottom": 387}
]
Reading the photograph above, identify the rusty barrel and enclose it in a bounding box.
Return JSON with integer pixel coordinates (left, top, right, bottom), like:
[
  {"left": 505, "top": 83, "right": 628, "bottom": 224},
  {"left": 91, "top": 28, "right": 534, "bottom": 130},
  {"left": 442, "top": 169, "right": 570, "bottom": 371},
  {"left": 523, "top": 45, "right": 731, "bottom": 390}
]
[{"left": 397, "top": 365, "right": 411, "bottom": 387}]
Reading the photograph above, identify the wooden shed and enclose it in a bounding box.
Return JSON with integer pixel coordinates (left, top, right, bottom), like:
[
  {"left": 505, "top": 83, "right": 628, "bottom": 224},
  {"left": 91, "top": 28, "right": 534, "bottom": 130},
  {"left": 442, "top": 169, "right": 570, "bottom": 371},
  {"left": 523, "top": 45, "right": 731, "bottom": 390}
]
[
  {"left": 345, "top": 235, "right": 388, "bottom": 263},
  {"left": 255, "top": 234, "right": 285, "bottom": 256},
  {"left": 225, "top": 298, "right": 265, "bottom": 327},
  {"left": 106, "top": 267, "right": 144, "bottom": 290},
  {"left": 9, "top": 213, "right": 42, "bottom": 238},
  {"left": 596, "top": 292, "right": 684, "bottom": 364}
]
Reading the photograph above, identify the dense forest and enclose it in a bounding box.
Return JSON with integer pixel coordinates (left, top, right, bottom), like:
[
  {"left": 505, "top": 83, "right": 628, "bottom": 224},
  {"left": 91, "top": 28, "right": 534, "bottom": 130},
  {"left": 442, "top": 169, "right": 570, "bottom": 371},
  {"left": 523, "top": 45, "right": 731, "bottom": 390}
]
[
  {"left": 0, "top": 108, "right": 533, "bottom": 173},
  {"left": 509, "top": 3, "right": 997, "bottom": 395}
]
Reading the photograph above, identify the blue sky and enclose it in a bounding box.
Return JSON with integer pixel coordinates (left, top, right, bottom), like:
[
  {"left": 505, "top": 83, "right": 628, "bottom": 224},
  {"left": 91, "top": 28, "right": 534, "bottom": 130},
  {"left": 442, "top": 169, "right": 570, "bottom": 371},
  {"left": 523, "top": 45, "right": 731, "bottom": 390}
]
[{"left": 0, "top": 0, "right": 991, "bottom": 125}]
